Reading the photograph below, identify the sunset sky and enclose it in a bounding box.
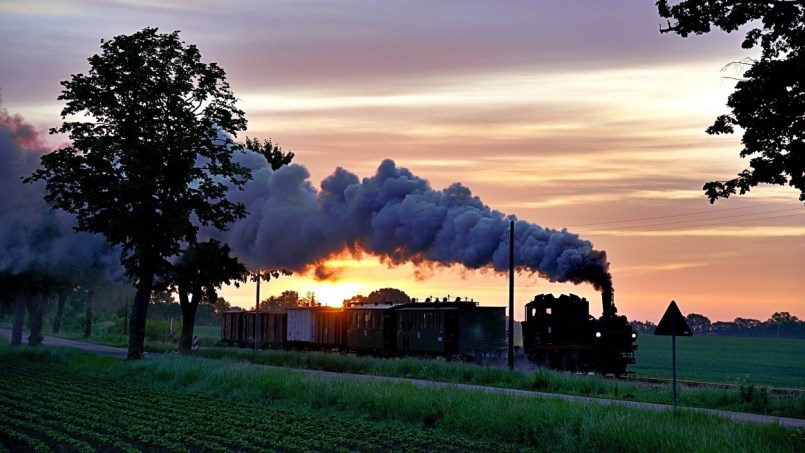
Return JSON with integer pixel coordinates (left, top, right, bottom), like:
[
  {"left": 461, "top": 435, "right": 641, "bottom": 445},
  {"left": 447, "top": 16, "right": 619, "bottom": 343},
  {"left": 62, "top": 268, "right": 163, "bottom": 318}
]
[{"left": 1, "top": 0, "right": 802, "bottom": 323}]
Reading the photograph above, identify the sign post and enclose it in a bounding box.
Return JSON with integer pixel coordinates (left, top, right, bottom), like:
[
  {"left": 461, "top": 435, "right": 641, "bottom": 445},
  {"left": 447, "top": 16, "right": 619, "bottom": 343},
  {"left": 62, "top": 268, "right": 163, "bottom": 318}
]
[{"left": 653, "top": 300, "right": 693, "bottom": 408}]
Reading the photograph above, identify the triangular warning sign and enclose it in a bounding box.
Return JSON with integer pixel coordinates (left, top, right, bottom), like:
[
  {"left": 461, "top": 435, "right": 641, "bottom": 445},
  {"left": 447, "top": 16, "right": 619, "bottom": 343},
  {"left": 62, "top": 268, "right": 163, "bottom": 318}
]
[{"left": 654, "top": 300, "right": 693, "bottom": 336}]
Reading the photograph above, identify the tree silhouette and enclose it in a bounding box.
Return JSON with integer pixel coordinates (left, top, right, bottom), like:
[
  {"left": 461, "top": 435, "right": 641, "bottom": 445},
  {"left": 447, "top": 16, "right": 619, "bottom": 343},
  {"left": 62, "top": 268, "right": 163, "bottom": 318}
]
[
  {"left": 244, "top": 137, "right": 295, "bottom": 170},
  {"left": 657, "top": 1, "right": 805, "bottom": 205},
  {"left": 685, "top": 312, "right": 712, "bottom": 334},
  {"left": 172, "top": 239, "right": 247, "bottom": 351},
  {"left": 25, "top": 28, "right": 250, "bottom": 359}
]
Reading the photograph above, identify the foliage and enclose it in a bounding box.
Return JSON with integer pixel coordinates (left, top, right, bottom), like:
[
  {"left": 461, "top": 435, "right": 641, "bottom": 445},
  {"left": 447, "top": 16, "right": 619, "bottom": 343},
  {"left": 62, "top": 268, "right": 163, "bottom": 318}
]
[
  {"left": 25, "top": 26, "right": 249, "bottom": 278},
  {"left": 23, "top": 27, "right": 251, "bottom": 358},
  {"left": 196, "top": 336, "right": 805, "bottom": 417},
  {"left": 172, "top": 239, "right": 247, "bottom": 350},
  {"left": 244, "top": 136, "right": 295, "bottom": 170},
  {"left": 657, "top": 1, "right": 805, "bottom": 204},
  {"left": 344, "top": 287, "right": 411, "bottom": 305},
  {"left": 260, "top": 289, "right": 301, "bottom": 311},
  {"left": 635, "top": 311, "right": 805, "bottom": 338},
  {"left": 172, "top": 240, "right": 247, "bottom": 304}
]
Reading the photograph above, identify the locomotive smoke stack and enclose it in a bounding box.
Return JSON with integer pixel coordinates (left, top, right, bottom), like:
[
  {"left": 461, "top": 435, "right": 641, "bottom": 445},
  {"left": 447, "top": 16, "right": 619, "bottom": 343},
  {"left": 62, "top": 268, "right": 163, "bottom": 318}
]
[{"left": 602, "top": 287, "right": 615, "bottom": 318}]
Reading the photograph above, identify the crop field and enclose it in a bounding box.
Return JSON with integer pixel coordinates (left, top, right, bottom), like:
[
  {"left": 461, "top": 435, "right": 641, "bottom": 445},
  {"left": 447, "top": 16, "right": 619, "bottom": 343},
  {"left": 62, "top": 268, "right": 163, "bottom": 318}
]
[
  {"left": 1, "top": 343, "right": 804, "bottom": 453},
  {"left": 0, "top": 354, "right": 506, "bottom": 452},
  {"left": 632, "top": 335, "right": 805, "bottom": 388}
]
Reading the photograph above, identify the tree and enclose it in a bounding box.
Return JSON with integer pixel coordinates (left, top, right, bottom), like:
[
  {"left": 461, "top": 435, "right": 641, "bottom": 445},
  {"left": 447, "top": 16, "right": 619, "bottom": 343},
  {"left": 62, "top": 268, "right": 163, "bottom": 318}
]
[
  {"left": 260, "top": 290, "right": 302, "bottom": 311},
  {"left": 657, "top": 1, "right": 805, "bottom": 204},
  {"left": 244, "top": 137, "right": 294, "bottom": 170},
  {"left": 25, "top": 28, "right": 250, "bottom": 359},
  {"left": 686, "top": 312, "right": 712, "bottom": 334},
  {"left": 172, "top": 239, "right": 247, "bottom": 351},
  {"left": 770, "top": 311, "right": 799, "bottom": 324},
  {"left": 212, "top": 296, "right": 232, "bottom": 315},
  {"left": 301, "top": 291, "right": 318, "bottom": 306},
  {"left": 365, "top": 288, "right": 410, "bottom": 304}
]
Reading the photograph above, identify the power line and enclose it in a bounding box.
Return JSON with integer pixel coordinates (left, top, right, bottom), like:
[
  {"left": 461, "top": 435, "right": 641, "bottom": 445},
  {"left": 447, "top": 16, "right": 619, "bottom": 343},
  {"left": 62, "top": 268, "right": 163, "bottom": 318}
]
[
  {"left": 567, "top": 200, "right": 793, "bottom": 228},
  {"left": 584, "top": 212, "right": 805, "bottom": 236},
  {"left": 646, "top": 212, "right": 805, "bottom": 232},
  {"left": 576, "top": 207, "right": 803, "bottom": 233}
]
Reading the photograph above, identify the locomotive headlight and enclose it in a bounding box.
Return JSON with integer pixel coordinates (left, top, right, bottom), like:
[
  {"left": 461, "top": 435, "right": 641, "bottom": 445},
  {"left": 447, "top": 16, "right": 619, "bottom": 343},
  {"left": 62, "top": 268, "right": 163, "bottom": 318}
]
[
  {"left": 595, "top": 331, "right": 602, "bottom": 338},
  {"left": 631, "top": 332, "right": 638, "bottom": 340}
]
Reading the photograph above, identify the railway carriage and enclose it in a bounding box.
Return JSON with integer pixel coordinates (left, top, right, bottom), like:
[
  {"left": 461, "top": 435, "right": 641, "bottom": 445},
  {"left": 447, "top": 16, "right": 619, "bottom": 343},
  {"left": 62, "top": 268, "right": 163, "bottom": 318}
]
[
  {"left": 395, "top": 299, "right": 505, "bottom": 358},
  {"left": 344, "top": 303, "right": 400, "bottom": 355}
]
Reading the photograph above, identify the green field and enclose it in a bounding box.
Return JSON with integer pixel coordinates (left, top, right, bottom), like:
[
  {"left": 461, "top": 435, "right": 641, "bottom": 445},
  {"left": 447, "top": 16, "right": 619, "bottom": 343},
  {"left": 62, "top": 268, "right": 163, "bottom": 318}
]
[
  {"left": 632, "top": 335, "right": 805, "bottom": 388},
  {"left": 1, "top": 343, "right": 803, "bottom": 453}
]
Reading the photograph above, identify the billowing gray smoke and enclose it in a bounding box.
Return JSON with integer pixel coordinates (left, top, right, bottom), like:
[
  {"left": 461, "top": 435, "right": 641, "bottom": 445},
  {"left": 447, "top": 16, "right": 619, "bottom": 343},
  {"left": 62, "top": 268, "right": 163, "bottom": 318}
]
[
  {"left": 218, "top": 151, "right": 612, "bottom": 292},
  {"left": 0, "top": 105, "right": 121, "bottom": 280}
]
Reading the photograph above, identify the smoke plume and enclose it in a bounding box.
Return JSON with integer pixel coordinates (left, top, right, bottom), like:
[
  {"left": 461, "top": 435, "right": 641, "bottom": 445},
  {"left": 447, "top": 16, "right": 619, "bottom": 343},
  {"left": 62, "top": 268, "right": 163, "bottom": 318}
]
[
  {"left": 0, "top": 103, "right": 121, "bottom": 280},
  {"left": 217, "top": 152, "right": 612, "bottom": 292}
]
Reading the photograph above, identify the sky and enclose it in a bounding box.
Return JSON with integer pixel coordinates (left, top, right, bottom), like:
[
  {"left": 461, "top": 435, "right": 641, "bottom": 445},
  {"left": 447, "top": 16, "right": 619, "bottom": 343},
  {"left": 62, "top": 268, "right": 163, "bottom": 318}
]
[{"left": 0, "top": 0, "right": 803, "bottom": 323}]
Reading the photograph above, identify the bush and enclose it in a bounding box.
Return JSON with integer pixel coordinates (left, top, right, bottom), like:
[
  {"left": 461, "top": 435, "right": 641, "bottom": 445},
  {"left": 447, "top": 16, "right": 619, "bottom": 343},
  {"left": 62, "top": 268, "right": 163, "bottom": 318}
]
[{"left": 145, "top": 318, "right": 177, "bottom": 343}]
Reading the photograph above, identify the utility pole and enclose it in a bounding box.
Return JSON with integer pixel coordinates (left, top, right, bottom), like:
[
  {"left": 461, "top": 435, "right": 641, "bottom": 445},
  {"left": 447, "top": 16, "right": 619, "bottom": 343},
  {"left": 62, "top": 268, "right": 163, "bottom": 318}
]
[
  {"left": 254, "top": 270, "right": 261, "bottom": 352},
  {"left": 508, "top": 220, "right": 515, "bottom": 370}
]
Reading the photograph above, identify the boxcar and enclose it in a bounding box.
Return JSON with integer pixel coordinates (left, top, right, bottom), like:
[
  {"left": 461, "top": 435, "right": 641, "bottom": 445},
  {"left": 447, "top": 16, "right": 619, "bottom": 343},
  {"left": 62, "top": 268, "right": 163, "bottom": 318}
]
[
  {"left": 221, "top": 310, "right": 287, "bottom": 348},
  {"left": 286, "top": 306, "right": 346, "bottom": 349},
  {"left": 258, "top": 311, "right": 288, "bottom": 348},
  {"left": 221, "top": 310, "right": 245, "bottom": 345},
  {"left": 314, "top": 308, "right": 346, "bottom": 350}
]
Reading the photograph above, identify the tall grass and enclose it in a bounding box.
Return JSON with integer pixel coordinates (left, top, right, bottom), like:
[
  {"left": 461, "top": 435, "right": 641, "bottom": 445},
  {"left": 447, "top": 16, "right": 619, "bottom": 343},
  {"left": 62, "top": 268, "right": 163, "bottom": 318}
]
[
  {"left": 107, "top": 353, "right": 804, "bottom": 452},
  {"left": 2, "top": 343, "right": 803, "bottom": 452},
  {"left": 194, "top": 347, "right": 805, "bottom": 418}
]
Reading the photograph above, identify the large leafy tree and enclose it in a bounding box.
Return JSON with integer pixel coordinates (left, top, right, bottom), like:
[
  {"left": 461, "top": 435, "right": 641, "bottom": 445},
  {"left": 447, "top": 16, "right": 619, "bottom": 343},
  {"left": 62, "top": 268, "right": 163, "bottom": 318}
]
[
  {"left": 26, "top": 28, "right": 250, "bottom": 359},
  {"left": 657, "top": 1, "right": 805, "bottom": 204},
  {"left": 172, "top": 239, "right": 247, "bottom": 351}
]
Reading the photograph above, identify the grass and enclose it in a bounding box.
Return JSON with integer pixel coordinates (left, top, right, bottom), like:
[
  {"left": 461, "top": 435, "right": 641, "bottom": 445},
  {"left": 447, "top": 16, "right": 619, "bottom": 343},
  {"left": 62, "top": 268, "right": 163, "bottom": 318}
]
[
  {"left": 632, "top": 335, "right": 805, "bottom": 388},
  {"left": 192, "top": 347, "right": 805, "bottom": 419},
  {"left": 1, "top": 341, "right": 803, "bottom": 453}
]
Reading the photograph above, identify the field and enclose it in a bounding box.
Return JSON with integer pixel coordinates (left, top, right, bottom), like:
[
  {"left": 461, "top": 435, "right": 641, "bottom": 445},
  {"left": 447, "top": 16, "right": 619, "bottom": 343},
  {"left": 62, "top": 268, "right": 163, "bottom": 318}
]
[
  {"left": 2, "top": 324, "right": 804, "bottom": 452},
  {"left": 632, "top": 335, "right": 805, "bottom": 389},
  {"left": 1, "top": 342, "right": 803, "bottom": 453}
]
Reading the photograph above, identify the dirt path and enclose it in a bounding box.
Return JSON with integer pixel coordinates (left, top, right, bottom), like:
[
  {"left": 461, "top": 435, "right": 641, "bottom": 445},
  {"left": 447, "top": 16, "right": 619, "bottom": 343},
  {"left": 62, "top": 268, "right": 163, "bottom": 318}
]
[
  {"left": 0, "top": 328, "right": 128, "bottom": 359},
  {"left": 3, "top": 328, "right": 803, "bottom": 429}
]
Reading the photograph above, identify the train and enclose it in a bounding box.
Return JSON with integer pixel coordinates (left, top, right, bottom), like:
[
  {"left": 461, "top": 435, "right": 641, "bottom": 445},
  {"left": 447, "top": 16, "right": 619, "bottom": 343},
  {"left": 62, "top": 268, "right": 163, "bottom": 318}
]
[
  {"left": 521, "top": 289, "right": 637, "bottom": 375},
  {"left": 221, "top": 291, "right": 638, "bottom": 375}
]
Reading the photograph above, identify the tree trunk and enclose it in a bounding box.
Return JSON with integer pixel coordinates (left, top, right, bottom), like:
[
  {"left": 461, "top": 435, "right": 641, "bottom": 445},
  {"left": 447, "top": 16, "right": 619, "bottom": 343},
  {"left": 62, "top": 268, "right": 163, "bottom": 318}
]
[
  {"left": 177, "top": 287, "right": 199, "bottom": 352},
  {"left": 52, "top": 290, "right": 69, "bottom": 333},
  {"left": 11, "top": 293, "right": 25, "bottom": 346},
  {"left": 26, "top": 290, "right": 46, "bottom": 346},
  {"left": 127, "top": 269, "right": 153, "bottom": 360},
  {"left": 84, "top": 285, "right": 96, "bottom": 338}
]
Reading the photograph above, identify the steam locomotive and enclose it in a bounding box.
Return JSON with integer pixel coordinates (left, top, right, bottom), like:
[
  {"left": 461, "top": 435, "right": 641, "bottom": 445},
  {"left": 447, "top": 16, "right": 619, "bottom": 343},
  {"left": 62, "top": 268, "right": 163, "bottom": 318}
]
[
  {"left": 221, "top": 292, "right": 638, "bottom": 375},
  {"left": 521, "top": 290, "right": 637, "bottom": 375}
]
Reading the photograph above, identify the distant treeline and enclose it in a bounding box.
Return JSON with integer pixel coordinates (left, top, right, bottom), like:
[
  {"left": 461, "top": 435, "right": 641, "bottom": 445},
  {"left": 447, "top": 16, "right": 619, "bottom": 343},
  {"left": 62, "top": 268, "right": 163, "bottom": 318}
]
[{"left": 631, "top": 312, "right": 805, "bottom": 339}]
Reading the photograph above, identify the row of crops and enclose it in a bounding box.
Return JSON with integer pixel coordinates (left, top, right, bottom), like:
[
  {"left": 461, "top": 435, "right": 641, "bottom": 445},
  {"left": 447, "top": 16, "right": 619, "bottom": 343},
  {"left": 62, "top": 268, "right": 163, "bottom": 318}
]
[{"left": 0, "top": 357, "right": 509, "bottom": 453}]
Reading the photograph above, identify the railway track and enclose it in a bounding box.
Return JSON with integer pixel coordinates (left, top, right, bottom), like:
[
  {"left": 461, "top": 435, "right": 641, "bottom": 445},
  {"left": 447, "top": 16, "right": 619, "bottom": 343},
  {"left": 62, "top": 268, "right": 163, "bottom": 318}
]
[{"left": 616, "top": 375, "right": 805, "bottom": 396}]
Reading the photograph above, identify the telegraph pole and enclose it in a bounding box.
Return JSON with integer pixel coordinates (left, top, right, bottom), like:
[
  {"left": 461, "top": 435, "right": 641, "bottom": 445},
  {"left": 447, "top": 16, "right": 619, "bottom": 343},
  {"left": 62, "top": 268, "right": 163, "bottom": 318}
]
[
  {"left": 508, "top": 220, "right": 515, "bottom": 370},
  {"left": 254, "top": 270, "right": 261, "bottom": 351}
]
